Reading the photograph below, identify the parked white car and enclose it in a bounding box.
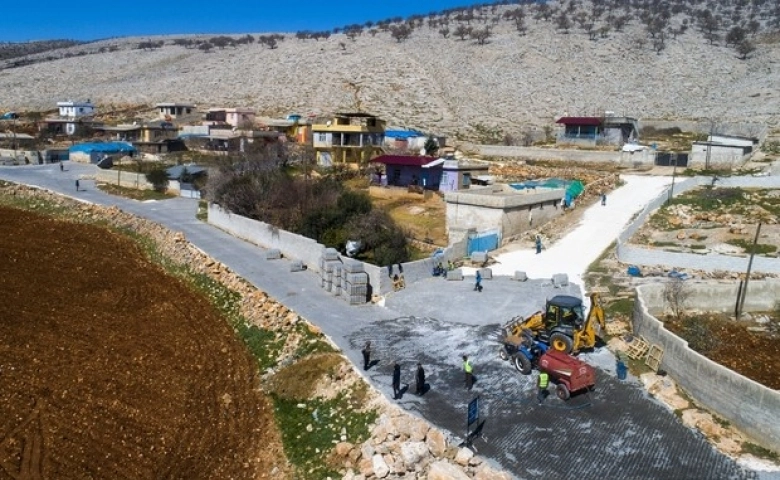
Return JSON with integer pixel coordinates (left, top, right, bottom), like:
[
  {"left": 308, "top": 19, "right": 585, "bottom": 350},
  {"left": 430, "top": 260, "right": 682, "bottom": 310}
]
[{"left": 622, "top": 143, "right": 648, "bottom": 152}]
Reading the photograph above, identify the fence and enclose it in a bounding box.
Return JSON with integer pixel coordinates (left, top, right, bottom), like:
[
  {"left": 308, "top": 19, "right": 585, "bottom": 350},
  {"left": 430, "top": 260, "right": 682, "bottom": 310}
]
[
  {"left": 616, "top": 175, "right": 780, "bottom": 274},
  {"left": 634, "top": 282, "right": 780, "bottom": 452},
  {"left": 207, "top": 204, "right": 469, "bottom": 296}
]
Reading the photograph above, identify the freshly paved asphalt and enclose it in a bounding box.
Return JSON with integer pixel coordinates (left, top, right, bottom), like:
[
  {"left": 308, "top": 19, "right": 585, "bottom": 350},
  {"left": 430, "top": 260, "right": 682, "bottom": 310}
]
[{"left": 1, "top": 163, "right": 775, "bottom": 480}]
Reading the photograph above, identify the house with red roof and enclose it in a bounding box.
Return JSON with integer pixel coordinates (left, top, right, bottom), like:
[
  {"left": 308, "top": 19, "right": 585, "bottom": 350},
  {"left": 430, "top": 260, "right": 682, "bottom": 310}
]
[
  {"left": 555, "top": 115, "right": 639, "bottom": 147},
  {"left": 370, "top": 155, "right": 440, "bottom": 188}
]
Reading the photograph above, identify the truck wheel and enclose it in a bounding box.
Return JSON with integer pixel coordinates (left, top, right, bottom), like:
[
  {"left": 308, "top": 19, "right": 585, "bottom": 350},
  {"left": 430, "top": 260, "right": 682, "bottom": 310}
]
[
  {"left": 550, "top": 333, "right": 574, "bottom": 354},
  {"left": 556, "top": 384, "right": 571, "bottom": 401},
  {"left": 514, "top": 354, "right": 532, "bottom": 375},
  {"left": 499, "top": 347, "right": 508, "bottom": 361}
]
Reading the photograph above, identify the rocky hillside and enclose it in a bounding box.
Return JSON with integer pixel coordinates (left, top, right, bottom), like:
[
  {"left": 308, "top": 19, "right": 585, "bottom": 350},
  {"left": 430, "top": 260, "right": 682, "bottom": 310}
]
[{"left": 1, "top": 0, "right": 779, "bottom": 140}]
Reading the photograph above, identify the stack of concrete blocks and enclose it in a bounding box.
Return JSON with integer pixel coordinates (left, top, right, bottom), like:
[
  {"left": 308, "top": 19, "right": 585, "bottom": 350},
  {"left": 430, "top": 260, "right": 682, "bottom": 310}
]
[
  {"left": 341, "top": 260, "right": 369, "bottom": 305},
  {"left": 320, "top": 248, "right": 341, "bottom": 293},
  {"left": 552, "top": 273, "right": 569, "bottom": 288},
  {"left": 447, "top": 269, "right": 464, "bottom": 281},
  {"left": 471, "top": 251, "right": 488, "bottom": 265},
  {"left": 266, "top": 248, "right": 282, "bottom": 260},
  {"left": 514, "top": 271, "right": 528, "bottom": 282},
  {"left": 478, "top": 268, "right": 492, "bottom": 280}
]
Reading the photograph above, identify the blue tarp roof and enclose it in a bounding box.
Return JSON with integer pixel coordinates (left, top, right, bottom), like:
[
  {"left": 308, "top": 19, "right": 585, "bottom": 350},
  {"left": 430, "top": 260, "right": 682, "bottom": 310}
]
[
  {"left": 69, "top": 142, "right": 137, "bottom": 154},
  {"left": 385, "top": 129, "right": 426, "bottom": 139}
]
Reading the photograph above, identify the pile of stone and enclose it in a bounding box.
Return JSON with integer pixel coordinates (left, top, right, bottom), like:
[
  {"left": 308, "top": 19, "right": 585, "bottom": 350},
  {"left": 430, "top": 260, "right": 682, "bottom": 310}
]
[{"left": 338, "top": 409, "right": 511, "bottom": 480}]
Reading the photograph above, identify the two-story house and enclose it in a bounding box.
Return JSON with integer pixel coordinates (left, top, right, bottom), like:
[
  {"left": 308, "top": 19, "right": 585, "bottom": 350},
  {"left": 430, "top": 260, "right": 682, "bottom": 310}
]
[
  {"left": 41, "top": 100, "right": 101, "bottom": 137},
  {"left": 311, "top": 112, "right": 385, "bottom": 165},
  {"left": 205, "top": 107, "right": 256, "bottom": 128},
  {"left": 156, "top": 102, "right": 196, "bottom": 120}
]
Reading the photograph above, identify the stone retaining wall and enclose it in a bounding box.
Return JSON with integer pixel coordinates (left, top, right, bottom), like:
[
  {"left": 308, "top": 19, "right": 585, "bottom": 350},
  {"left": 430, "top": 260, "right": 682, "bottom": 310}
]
[{"left": 633, "top": 282, "right": 780, "bottom": 452}]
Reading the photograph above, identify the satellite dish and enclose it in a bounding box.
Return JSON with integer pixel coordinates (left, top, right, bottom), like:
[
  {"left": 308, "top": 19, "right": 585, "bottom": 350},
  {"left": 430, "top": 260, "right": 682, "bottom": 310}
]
[{"left": 326, "top": 120, "right": 332, "bottom": 127}]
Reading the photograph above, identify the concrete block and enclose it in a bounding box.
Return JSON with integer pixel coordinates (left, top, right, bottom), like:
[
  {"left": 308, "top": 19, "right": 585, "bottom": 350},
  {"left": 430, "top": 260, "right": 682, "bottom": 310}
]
[
  {"left": 514, "top": 271, "right": 528, "bottom": 282},
  {"left": 347, "top": 294, "right": 368, "bottom": 305},
  {"left": 345, "top": 272, "right": 369, "bottom": 285},
  {"left": 342, "top": 259, "right": 365, "bottom": 274},
  {"left": 323, "top": 248, "right": 340, "bottom": 261},
  {"left": 447, "top": 269, "right": 464, "bottom": 281},
  {"left": 478, "top": 268, "right": 492, "bottom": 280},
  {"left": 334, "top": 265, "right": 343, "bottom": 279},
  {"left": 266, "top": 248, "right": 282, "bottom": 260},
  {"left": 470, "top": 251, "right": 488, "bottom": 263},
  {"left": 344, "top": 284, "right": 368, "bottom": 296},
  {"left": 552, "top": 273, "right": 569, "bottom": 287},
  {"left": 324, "top": 280, "right": 332, "bottom": 292},
  {"left": 290, "top": 260, "right": 306, "bottom": 272},
  {"left": 322, "top": 260, "right": 340, "bottom": 273}
]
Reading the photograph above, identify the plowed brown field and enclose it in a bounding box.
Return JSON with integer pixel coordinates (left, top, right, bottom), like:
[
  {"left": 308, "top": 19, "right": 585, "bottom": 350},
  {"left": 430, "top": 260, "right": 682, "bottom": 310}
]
[{"left": 0, "top": 206, "right": 282, "bottom": 479}]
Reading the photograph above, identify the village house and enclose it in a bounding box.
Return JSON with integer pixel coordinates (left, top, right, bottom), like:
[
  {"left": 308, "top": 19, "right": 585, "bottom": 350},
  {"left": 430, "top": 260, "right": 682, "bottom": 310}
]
[
  {"left": 41, "top": 100, "right": 101, "bottom": 137},
  {"left": 437, "top": 158, "right": 491, "bottom": 192},
  {"left": 690, "top": 134, "right": 758, "bottom": 168},
  {"left": 444, "top": 183, "right": 567, "bottom": 254},
  {"left": 204, "top": 107, "right": 256, "bottom": 128},
  {"left": 156, "top": 102, "right": 196, "bottom": 120},
  {"left": 383, "top": 129, "right": 445, "bottom": 153},
  {"left": 369, "top": 155, "right": 441, "bottom": 188},
  {"left": 311, "top": 112, "right": 385, "bottom": 165},
  {"left": 556, "top": 114, "right": 639, "bottom": 148}
]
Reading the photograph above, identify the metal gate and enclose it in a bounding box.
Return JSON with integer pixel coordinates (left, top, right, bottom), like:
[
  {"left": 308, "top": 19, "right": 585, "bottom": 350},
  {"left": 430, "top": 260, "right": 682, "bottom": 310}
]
[
  {"left": 467, "top": 229, "right": 500, "bottom": 255},
  {"left": 655, "top": 152, "right": 689, "bottom": 167}
]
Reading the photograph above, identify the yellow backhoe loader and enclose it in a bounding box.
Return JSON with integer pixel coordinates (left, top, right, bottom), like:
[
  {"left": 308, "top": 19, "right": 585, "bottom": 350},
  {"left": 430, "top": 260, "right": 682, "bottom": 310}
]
[{"left": 502, "top": 293, "right": 606, "bottom": 354}]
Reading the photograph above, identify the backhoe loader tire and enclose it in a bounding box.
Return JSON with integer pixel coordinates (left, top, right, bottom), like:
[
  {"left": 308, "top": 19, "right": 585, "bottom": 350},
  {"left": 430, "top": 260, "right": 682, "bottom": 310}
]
[
  {"left": 556, "top": 383, "right": 571, "bottom": 401},
  {"left": 514, "top": 354, "right": 532, "bottom": 375},
  {"left": 550, "top": 333, "right": 574, "bottom": 354}
]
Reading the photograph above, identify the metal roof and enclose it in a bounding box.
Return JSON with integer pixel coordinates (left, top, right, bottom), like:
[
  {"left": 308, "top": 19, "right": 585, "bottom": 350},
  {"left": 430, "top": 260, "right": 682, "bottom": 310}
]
[
  {"left": 69, "top": 142, "right": 137, "bottom": 154},
  {"left": 370, "top": 155, "right": 439, "bottom": 167},
  {"left": 555, "top": 117, "right": 602, "bottom": 126}
]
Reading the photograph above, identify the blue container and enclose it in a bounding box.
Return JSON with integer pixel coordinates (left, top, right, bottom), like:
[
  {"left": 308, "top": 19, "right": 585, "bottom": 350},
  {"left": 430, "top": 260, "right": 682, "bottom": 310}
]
[{"left": 617, "top": 361, "right": 628, "bottom": 380}]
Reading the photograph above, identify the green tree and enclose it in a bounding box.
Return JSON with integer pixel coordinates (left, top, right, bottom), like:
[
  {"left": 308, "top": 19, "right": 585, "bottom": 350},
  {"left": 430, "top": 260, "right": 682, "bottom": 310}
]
[{"left": 145, "top": 168, "right": 170, "bottom": 192}]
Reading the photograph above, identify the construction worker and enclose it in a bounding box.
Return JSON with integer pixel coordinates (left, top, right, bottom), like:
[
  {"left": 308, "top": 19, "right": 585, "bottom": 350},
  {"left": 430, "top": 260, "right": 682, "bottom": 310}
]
[
  {"left": 361, "top": 341, "right": 371, "bottom": 371},
  {"left": 463, "top": 355, "right": 473, "bottom": 391},
  {"left": 535, "top": 235, "right": 542, "bottom": 254},
  {"left": 474, "top": 271, "right": 482, "bottom": 292},
  {"left": 415, "top": 363, "right": 426, "bottom": 395},
  {"left": 392, "top": 362, "right": 402, "bottom": 399},
  {"left": 537, "top": 371, "right": 550, "bottom": 404}
]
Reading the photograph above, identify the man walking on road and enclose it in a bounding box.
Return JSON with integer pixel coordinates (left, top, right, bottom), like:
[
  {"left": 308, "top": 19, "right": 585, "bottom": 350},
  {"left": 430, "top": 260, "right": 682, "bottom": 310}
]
[
  {"left": 75, "top": 179, "right": 80, "bottom": 191},
  {"left": 392, "top": 362, "right": 402, "bottom": 399},
  {"left": 415, "top": 363, "right": 426, "bottom": 395},
  {"left": 463, "top": 355, "right": 473, "bottom": 391},
  {"left": 535, "top": 235, "right": 543, "bottom": 254},
  {"left": 474, "top": 271, "right": 482, "bottom": 292},
  {"left": 601, "top": 193, "right": 607, "bottom": 206},
  {"left": 361, "top": 341, "right": 372, "bottom": 371}
]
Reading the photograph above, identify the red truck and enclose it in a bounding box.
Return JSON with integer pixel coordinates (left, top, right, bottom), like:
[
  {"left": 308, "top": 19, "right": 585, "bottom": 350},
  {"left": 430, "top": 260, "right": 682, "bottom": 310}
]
[{"left": 537, "top": 350, "right": 596, "bottom": 400}]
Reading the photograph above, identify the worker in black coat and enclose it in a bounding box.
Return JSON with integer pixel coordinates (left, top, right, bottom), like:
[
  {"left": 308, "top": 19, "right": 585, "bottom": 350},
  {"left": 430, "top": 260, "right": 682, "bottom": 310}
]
[
  {"left": 392, "top": 363, "right": 402, "bottom": 399},
  {"left": 415, "top": 363, "right": 426, "bottom": 395}
]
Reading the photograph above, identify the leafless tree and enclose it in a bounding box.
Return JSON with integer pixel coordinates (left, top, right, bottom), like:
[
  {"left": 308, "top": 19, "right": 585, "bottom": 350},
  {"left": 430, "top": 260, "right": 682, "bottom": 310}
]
[{"left": 664, "top": 277, "right": 691, "bottom": 320}]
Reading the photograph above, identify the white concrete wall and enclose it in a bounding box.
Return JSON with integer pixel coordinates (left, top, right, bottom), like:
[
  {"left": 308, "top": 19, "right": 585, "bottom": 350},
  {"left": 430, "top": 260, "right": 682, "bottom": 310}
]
[
  {"left": 94, "top": 169, "right": 155, "bottom": 190},
  {"left": 634, "top": 282, "right": 780, "bottom": 453},
  {"left": 208, "top": 204, "right": 468, "bottom": 296},
  {"left": 474, "top": 144, "right": 654, "bottom": 165},
  {"left": 616, "top": 175, "right": 780, "bottom": 274}
]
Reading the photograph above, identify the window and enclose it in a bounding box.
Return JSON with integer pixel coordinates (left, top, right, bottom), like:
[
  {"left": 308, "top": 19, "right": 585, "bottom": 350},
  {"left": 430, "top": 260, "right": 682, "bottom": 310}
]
[{"left": 317, "top": 133, "right": 327, "bottom": 142}]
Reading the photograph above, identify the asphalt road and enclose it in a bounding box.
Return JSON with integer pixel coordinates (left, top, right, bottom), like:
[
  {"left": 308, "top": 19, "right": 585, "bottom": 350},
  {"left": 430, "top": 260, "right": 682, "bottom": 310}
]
[{"left": 1, "top": 162, "right": 775, "bottom": 480}]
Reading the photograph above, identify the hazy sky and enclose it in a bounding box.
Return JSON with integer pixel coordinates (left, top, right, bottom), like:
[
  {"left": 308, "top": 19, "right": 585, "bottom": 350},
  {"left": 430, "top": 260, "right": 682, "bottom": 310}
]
[{"left": 2, "top": 1, "right": 483, "bottom": 42}]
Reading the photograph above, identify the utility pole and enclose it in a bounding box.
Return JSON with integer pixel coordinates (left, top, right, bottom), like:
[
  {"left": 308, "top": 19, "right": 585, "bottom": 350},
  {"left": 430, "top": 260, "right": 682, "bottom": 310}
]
[
  {"left": 704, "top": 120, "right": 714, "bottom": 171},
  {"left": 667, "top": 153, "right": 677, "bottom": 205},
  {"left": 736, "top": 222, "right": 762, "bottom": 319}
]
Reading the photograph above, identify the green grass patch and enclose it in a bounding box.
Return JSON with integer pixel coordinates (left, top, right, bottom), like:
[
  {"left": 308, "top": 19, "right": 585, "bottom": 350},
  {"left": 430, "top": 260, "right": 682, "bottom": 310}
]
[
  {"left": 196, "top": 200, "right": 208, "bottom": 221},
  {"left": 652, "top": 241, "right": 679, "bottom": 247},
  {"left": 272, "top": 393, "right": 377, "bottom": 479},
  {"left": 237, "top": 323, "right": 285, "bottom": 371},
  {"left": 742, "top": 442, "right": 779, "bottom": 461},
  {"left": 586, "top": 241, "right": 616, "bottom": 273},
  {"left": 690, "top": 244, "right": 707, "bottom": 250},
  {"left": 96, "top": 183, "right": 176, "bottom": 201},
  {"left": 292, "top": 323, "right": 338, "bottom": 359},
  {"left": 726, "top": 238, "right": 777, "bottom": 254},
  {"left": 606, "top": 298, "right": 634, "bottom": 317}
]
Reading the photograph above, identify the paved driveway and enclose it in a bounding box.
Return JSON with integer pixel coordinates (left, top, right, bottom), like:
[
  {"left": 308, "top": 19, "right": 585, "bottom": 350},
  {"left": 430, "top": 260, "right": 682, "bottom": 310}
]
[{"left": 1, "top": 163, "right": 774, "bottom": 480}]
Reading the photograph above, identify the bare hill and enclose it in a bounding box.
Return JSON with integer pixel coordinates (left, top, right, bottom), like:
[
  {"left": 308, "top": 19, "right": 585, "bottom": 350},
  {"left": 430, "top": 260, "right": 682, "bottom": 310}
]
[{"left": 1, "top": 4, "right": 779, "bottom": 139}]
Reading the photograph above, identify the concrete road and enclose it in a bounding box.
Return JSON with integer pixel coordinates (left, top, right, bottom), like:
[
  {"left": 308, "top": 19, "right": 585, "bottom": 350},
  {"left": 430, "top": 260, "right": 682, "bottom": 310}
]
[{"left": 1, "top": 163, "right": 775, "bottom": 480}]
